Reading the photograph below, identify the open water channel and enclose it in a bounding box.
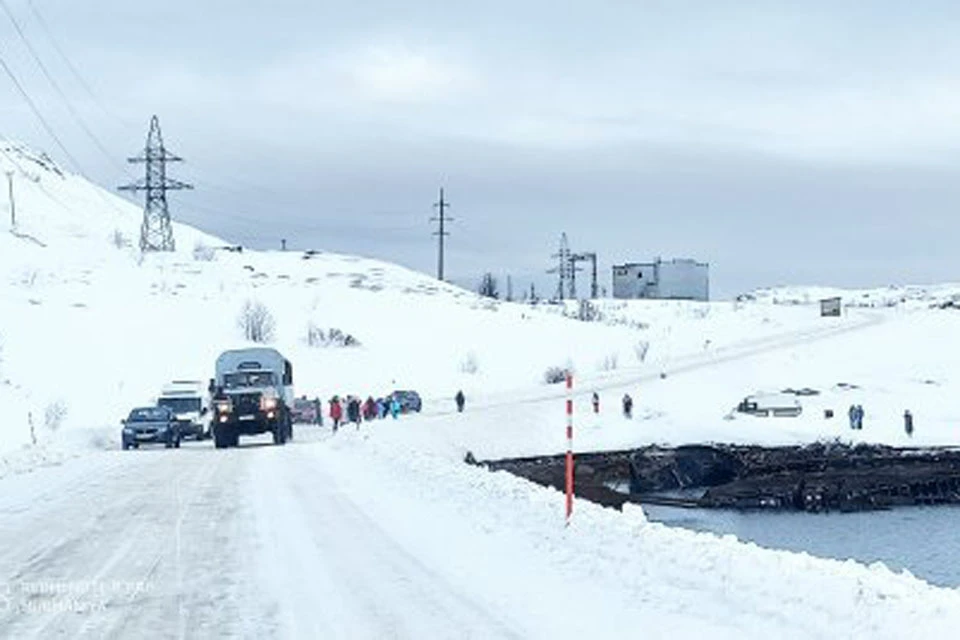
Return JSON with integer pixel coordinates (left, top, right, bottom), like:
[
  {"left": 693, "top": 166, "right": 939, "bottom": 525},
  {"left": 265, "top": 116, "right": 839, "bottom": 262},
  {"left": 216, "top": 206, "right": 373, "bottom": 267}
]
[{"left": 645, "top": 503, "right": 960, "bottom": 588}]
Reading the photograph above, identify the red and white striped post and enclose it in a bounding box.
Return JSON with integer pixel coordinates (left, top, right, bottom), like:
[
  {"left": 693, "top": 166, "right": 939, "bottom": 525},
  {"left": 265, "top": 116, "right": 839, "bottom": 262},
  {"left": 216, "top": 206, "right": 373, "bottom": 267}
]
[{"left": 565, "top": 371, "right": 574, "bottom": 525}]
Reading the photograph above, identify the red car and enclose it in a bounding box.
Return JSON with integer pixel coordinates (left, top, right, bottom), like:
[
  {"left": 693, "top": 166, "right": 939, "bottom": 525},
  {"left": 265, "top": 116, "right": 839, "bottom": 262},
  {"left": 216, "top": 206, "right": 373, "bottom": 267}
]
[{"left": 291, "top": 397, "right": 323, "bottom": 425}]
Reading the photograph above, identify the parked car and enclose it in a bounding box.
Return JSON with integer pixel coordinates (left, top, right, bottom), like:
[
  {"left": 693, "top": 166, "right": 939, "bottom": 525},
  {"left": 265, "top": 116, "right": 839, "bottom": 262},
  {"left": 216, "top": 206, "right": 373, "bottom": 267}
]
[
  {"left": 291, "top": 396, "right": 322, "bottom": 425},
  {"left": 122, "top": 406, "right": 182, "bottom": 449},
  {"left": 736, "top": 393, "right": 802, "bottom": 418},
  {"left": 390, "top": 390, "right": 422, "bottom": 414}
]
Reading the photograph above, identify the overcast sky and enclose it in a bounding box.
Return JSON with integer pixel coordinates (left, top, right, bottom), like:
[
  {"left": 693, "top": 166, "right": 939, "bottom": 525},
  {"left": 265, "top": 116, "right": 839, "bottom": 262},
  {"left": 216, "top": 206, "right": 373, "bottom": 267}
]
[{"left": 2, "top": 0, "right": 960, "bottom": 298}]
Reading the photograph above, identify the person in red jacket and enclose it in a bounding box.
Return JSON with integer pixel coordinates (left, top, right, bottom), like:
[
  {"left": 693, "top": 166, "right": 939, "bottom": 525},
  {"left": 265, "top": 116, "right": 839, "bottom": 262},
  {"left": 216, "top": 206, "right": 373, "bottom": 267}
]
[{"left": 329, "top": 396, "right": 343, "bottom": 433}]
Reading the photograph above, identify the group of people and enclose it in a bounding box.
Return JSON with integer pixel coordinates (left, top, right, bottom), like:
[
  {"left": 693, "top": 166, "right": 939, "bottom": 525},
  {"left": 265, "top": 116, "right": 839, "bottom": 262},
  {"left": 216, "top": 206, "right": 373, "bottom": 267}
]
[
  {"left": 329, "top": 395, "right": 401, "bottom": 432},
  {"left": 326, "top": 390, "right": 468, "bottom": 432},
  {"left": 588, "top": 391, "right": 635, "bottom": 419},
  {"left": 848, "top": 404, "right": 916, "bottom": 437},
  {"left": 847, "top": 404, "right": 865, "bottom": 430}
]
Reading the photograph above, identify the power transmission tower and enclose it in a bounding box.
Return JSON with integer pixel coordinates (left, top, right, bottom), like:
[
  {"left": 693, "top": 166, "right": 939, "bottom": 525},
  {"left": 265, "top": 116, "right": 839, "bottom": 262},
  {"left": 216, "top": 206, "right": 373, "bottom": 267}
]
[
  {"left": 571, "top": 252, "right": 598, "bottom": 298},
  {"left": 431, "top": 187, "right": 453, "bottom": 281},
  {"left": 119, "top": 115, "right": 193, "bottom": 252},
  {"left": 548, "top": 232, "right": 575, "bottom": 300}
]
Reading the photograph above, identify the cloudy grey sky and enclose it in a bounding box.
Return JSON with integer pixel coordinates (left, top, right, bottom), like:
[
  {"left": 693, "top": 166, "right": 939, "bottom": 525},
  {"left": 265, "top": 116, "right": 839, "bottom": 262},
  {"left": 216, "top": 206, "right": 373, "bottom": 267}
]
[{"left": 2, "top": 0, "right": 960, "bottom": 298}]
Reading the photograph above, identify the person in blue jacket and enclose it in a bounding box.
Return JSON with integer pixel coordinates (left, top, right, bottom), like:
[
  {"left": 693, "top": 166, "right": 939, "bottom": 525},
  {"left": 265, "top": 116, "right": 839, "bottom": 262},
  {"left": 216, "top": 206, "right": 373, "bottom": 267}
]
[{"left": 389, "top": 396, "right": 401, "bottom": 419}]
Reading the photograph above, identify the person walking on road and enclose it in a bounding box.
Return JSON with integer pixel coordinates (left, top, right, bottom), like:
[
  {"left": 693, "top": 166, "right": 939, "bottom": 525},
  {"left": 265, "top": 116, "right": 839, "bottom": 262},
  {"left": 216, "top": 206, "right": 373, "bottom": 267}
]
[
  {"left": 329, "top": 397, "right": 342, "bottom": 433},
  {"left": 348, "top": 397, "right": 362, "bottom": 429},
  {"left": 363, "top": 397, "right": 377, "bottom": 421},
  {"left": 848, "top": 405, "right": 857, "bottom": 430},
  {"left": 622, "top": 393, "right": 633, "bottom": 419},
  {"left": 389, "top": 396, "right": 401, "bottom": 419},
  {"left": 455, "top": 390, "right": 465, "bottom": 413},
  {"left": 904, "top": 410, "right": 914, "bottom": 437},
  {"left": 592, "top": 392, "right": 600, "bottom": 414}
]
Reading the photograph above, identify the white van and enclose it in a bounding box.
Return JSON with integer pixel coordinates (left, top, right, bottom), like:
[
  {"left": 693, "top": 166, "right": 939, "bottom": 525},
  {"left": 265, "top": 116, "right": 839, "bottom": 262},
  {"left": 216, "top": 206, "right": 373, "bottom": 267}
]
[
  {"left": 736, "top": 392, "right": 802, "bottom": 418},
  {"left": 157, "top": 380, "right": 211, "bottom": 440}
]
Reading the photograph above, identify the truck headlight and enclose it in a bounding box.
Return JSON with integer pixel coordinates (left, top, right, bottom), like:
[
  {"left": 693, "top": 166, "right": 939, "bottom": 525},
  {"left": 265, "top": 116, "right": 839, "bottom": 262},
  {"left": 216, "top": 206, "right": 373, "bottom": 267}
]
[
  {"left": 260, "top": 397, "right": 278, "bottom": 411},
  {"left": 215, "top": 400, "right": 232, "bottom": 414}
]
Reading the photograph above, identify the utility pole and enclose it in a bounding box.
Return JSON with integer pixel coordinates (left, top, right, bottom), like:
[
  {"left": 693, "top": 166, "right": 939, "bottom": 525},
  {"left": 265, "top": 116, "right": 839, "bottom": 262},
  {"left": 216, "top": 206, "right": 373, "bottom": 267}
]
[
  {"left": 6, "top": 171, "right": 14, "bottom": 228},
  {"left": 506, "top": 275, "right": 513, "bottom": 302},
  {"left": 119, "top": 115, "right": 193, "bottom": 252},
  {"left": 431, "top": 187, "right": 453, "bottom": 281}
]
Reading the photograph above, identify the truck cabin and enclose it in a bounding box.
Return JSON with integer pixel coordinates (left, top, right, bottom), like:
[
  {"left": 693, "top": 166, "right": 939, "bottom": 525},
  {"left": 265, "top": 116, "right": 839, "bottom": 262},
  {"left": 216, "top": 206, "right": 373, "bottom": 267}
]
[
  {"left": 213, "top": 349, "right": 293, "bottom": 399},
  {"left": 157, "top": 395, "right": 203, "bottom": 414}
]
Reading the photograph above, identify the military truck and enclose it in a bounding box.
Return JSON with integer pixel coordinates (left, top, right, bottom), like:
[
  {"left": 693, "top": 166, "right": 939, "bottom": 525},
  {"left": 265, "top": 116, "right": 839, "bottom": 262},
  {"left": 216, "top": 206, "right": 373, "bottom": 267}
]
[{"left": 211, "top": 348, "right": 294, "bottom": 448}]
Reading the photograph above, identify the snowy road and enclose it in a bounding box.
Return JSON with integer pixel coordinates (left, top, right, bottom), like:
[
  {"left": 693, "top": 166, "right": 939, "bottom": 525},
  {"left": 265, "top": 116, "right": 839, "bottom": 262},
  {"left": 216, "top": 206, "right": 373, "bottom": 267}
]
[
  {"left": 2, "top": 426, "right": 960, "bottom": 640},
  {"left": 425, "top": 308, "right": 887, "bottom": 416},
  {"left": 0, "top": 436, "right": 527, "bottom": 639}
]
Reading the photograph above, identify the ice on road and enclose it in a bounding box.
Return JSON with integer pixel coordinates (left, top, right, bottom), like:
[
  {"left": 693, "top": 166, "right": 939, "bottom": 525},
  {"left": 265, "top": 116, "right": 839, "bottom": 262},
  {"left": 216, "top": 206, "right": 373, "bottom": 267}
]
[{"left": 0, "top": 435, "right": 524, "bottom": 638}]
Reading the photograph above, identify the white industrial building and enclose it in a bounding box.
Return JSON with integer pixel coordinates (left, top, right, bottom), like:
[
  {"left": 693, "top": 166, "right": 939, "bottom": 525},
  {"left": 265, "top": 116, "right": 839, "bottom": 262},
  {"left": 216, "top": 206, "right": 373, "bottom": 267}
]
[{"left": 612, "top": 258, "right": 709, "bottom": 301}]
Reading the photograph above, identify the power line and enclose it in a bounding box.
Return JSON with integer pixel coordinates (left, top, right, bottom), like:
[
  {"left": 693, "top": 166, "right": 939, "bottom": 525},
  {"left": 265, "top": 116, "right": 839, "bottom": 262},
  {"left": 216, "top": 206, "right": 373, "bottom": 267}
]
[
  {"left": 0, "top": 49, "right": 83, "bottom": 173},
  {"left": 0, "top": 0, "right": 123, "bottom": 175},
  {"left": 24, "top": 0, "right": 134, "bottom": 130}
]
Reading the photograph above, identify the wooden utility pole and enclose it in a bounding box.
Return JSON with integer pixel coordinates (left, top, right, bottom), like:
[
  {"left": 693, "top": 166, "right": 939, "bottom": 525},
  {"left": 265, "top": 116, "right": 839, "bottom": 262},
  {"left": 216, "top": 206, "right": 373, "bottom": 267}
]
[{"left": 6, "top": 171, "right": 14, "bottom": 227}]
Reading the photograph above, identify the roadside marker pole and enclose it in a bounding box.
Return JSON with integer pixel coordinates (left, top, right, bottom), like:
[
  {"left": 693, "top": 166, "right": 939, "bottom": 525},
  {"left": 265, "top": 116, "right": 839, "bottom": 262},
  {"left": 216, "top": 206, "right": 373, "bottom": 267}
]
[{"left": 565, "top": 372, "right": 574, "bottom": 526}]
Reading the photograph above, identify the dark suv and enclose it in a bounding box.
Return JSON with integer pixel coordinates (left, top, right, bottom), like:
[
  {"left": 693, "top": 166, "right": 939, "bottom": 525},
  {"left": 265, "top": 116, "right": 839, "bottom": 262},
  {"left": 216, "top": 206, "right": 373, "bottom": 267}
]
[
  {"left": 391, "top": 390, "right": 422, "bottom": 414},
  {"left": 122, "top": 406, "right": 182, "bottom": 449}
]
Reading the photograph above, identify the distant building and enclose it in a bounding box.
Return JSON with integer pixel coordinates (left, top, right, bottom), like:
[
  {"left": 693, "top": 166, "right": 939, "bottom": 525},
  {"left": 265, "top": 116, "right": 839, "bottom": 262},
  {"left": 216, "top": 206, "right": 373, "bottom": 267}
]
[
  {"left": 612, "top": 258, "right": 709, "bottom": 301},
  {"left": 820, "top": 297, "right": 842, "bottom": 317}
]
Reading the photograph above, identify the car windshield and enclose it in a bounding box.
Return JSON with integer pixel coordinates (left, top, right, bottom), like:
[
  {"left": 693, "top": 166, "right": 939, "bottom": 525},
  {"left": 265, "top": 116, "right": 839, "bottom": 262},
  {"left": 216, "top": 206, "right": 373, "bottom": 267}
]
[
  {"left": 157, "top": 397, "right": 201, "bottom": 413},
  {"left": 223, "top": 371, "right": 275, "bottom": 389},
  {"left": 128, "top": 408, "right": 169, "bottom": 422}
]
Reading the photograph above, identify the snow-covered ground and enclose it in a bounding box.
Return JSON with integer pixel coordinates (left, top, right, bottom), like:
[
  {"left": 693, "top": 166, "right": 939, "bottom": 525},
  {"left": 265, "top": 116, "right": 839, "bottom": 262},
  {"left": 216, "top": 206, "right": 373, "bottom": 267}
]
[{"left": 3, "top": 142, "right": 960, "bottom": 637}]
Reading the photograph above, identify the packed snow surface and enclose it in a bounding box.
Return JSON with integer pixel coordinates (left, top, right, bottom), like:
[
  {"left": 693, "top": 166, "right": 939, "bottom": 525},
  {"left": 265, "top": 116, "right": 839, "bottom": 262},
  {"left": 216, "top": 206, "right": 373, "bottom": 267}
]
[{"left": 2, "top": 142, "right": 960, "bottom": 637}]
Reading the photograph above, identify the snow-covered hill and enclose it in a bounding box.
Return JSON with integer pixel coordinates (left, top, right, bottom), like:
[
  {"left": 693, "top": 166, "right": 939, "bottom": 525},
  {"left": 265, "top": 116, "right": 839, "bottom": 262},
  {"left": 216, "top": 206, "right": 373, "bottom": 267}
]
[
  {"left": 5, "top": 142, "right": 960, "bottom": 637},
  {"left": 0, "top": 140, "right": 889, "bottom": 456}
]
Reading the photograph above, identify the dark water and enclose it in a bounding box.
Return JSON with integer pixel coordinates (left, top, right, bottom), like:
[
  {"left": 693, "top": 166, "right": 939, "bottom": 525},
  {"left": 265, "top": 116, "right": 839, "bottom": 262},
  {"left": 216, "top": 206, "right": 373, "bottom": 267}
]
[{"left": 644, "top": 504, "right": 960, "bottom": 588}]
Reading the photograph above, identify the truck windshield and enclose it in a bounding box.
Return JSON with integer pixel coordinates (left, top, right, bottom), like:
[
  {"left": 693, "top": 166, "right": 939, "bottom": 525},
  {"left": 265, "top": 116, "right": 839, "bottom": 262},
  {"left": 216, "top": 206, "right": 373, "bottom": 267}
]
[
  {"left": 158, "top": 397, "right": 202, "bottom": 413},
  {"left": 223, "top": 371, "right": 275, "bottom": 389}
]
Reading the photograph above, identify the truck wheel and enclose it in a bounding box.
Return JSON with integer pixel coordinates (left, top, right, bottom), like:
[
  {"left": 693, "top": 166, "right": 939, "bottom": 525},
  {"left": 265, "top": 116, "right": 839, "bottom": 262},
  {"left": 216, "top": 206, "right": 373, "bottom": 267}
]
[
  {"left": 122, "top": 442, "right": 129, "bottom": 451},
  {"left": 272, "top": 424, "right": 286, "bottom": 446},
  {"left": 214, "top": 426, "right": 228, "bottom": 449}
]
